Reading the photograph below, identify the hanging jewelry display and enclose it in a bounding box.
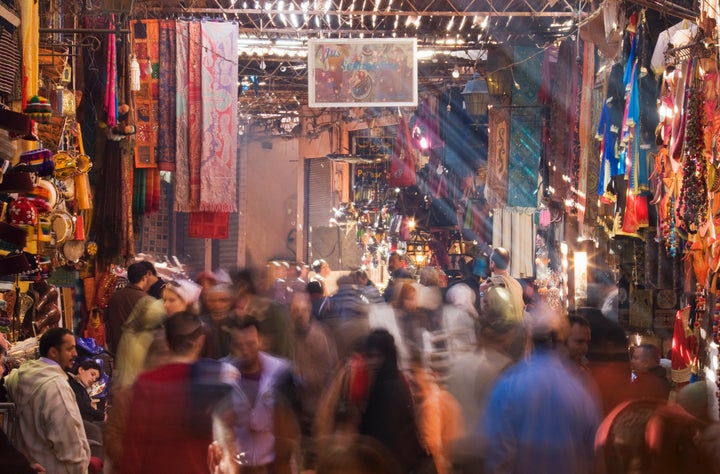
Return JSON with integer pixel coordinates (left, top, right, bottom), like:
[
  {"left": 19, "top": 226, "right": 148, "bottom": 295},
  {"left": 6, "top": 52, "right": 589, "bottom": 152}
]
[
  {"left": 667, "top": 196, "right": 679, "bottom": 257},
  {"left": 678, "top": 71, "right": 709, "bottom": 235}
]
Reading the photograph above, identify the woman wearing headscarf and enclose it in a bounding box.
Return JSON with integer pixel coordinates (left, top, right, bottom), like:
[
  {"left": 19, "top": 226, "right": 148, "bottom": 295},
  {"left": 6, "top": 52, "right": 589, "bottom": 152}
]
[
  {"left": 358, "top": 329, "right": 433, "bottom": 473},
  {"left": 442, "top": 283, "right": 478, "bottom": 354}
]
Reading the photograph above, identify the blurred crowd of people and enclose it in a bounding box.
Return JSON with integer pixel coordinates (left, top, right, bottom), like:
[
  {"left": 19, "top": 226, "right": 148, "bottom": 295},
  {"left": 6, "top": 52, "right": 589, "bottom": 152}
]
[{"left": 1, "top": 248, "right": 720, "bottom": 473}]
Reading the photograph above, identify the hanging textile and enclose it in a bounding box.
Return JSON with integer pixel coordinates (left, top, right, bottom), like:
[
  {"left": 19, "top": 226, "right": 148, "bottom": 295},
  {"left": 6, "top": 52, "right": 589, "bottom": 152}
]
[
  {"left": 492, "top": 208, "right": 535, "bottom": 278},
  {"left": 188, "top": 21, "right": 202, "bottom": 210},
  {"left": 579, "top": 41, "right": 598, "bottom": 224},
  {"left": 144, "top": 168, "right": 160, "bottom": 213},
  {"left": 485, "top": 106, "right": 509, "bottom": 209},
  {"left": 19, "top": 0, "right": 38, "bottom": 108},
  {"left": 548, "top": 40, "right": 581, "bottom": 207},
  {"left": 671, "top": 59, "right": 692, "bottom": 161},
  {"left": 18, "top": 0, "right": 38, "bottom": 156},
  {"left": 133, "top": 168, "right": 146, "bottom": 215},
  {"left": 92, "top": 140, "right": 124, "bottom": 266},
  {"left": 105, "top": 15, "right": 117, "bottom": 128},
  {"left": 174, "top": 20, "right": 191, "bottom": 212},
  {"left": 133, "top": 19, "right": 160, "bottom": 168},
  {"left": 158, "top": 19, "right": 177, "bottom": 172},
  {"left": 188, "top": 212, "right": 229, "bottom": 239},
  {"left": 123, "top": 147, "right": 135, "bottom": 258},
  {"left": 628, "top": 287, "right": 653, "bottom": 329},
  {"left": 388, "top": 116, "right": 417, "bottom": 188},
  {"left": 637, "top": 18, "right": 659, "bottom": 147},
  {"left": 198, "top": 21, "right": 238, "bottom": 212},
  {"left": 507, "top": 47, "right": 542, "bottom": 209}
]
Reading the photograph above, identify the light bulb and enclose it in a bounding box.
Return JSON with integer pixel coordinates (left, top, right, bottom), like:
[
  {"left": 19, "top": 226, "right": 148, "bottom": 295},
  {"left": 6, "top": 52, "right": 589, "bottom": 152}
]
[
  {"left": 145, "top": 59, "right": 152, "bottom": 75},
  {"left": 452, "top": 68, "right": 460, "bottom": 79},
  {"left": 259, "top": 59, "right": 266, "bottom": 70}
]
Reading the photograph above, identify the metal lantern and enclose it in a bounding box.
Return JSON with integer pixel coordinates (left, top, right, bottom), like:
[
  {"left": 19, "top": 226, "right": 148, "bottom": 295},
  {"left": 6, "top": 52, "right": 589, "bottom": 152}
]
[{"left": 461, "top": 72, "right": 490, "bottom": 117}]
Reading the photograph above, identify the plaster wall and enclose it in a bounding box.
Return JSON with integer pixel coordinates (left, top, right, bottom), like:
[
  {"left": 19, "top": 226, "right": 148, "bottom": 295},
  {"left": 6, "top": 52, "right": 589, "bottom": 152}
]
[{"left": 242, "top": 137, "right": 301, "bottom": 267}]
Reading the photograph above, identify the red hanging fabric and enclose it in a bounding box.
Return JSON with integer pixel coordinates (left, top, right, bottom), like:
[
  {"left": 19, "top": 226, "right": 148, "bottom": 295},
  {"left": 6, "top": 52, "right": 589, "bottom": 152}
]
[{"left": 388, "top": 116, "right": 417, "bottom": 188}]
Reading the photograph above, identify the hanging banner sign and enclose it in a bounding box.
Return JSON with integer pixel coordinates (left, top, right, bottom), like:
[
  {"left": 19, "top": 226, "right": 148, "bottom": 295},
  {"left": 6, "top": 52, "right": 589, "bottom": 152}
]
[{"left": 308, "top": 38, "right": 417, "bottom": 108}]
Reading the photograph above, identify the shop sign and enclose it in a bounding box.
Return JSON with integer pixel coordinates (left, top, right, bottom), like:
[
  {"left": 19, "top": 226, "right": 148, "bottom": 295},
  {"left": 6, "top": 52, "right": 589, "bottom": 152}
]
[{"left": 308, "top": 38, "right": 417, "bottom": 108}]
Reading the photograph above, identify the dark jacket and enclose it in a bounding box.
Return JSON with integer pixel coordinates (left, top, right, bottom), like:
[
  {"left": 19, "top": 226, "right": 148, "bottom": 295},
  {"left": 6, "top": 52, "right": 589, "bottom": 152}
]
[
  {"left": 68, "top": 376, "right": 105, "bottom": 422},
  {"left": 105, "top": 284, "right": 149, "bottom": 355},
  {"left": 359, "top": 331, "right": 430, "bottom": 473}
]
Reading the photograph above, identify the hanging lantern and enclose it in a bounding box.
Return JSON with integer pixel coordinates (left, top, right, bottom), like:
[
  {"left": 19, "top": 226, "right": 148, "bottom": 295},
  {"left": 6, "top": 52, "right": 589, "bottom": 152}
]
[
  {"left": 486, "top": 45, "right": 514, "bottom": 97},
  {"left": 59, "top": 86, "right": 76, "bottom": 116},
  {"left": 461, "top": 72, "right": 490, "bottom": 117},
  {"left": 129, "top": 54, "right": 141, "bottom": 91}
]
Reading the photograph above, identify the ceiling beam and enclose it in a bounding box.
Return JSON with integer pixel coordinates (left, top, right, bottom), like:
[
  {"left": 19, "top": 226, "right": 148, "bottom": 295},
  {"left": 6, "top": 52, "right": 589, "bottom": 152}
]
[{"left": 144, "top": 7, "right": 580, "bottom": 18}]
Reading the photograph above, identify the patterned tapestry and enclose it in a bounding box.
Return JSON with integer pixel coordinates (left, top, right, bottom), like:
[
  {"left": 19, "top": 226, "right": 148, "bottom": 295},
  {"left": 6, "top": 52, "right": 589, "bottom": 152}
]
[
  {"left": 508, "top": 46, "right": 542, "bottom": 208},
  {"left": 188, "top": 21, "right": 202, "bottom": 210},
  {"left": 486, "top": 106, "right": 509, "bottom": 209},
  {"left": 174, "top": 20, "right": 190, "bottom": 212},
  {"left": 508, "top": 107, "right": 542, "bottom": 208},
  {"left": 158, "top": 19, "right": 176, "bottom": 172},
  {"left": 133, "top": 20, "right": 238, "bottom": 236},
  {"left": 133, "top": 20, "right": 159, "bottom": 168},
  {"left": 199, "top": 21, "right": 238, "bottom": 212}
]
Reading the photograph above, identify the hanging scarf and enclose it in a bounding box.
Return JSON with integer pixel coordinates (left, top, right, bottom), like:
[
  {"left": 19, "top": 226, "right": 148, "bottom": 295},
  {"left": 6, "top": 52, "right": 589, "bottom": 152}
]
[{"left": 199, "top": 21, "right": 238, "bottom": 212}]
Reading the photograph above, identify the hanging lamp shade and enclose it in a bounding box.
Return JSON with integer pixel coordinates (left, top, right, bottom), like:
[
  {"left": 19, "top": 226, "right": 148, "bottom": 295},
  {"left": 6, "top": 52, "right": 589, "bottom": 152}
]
[{"left": 461, "top": 73, "right": 490, "bottom": 117}]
